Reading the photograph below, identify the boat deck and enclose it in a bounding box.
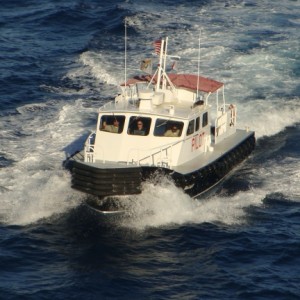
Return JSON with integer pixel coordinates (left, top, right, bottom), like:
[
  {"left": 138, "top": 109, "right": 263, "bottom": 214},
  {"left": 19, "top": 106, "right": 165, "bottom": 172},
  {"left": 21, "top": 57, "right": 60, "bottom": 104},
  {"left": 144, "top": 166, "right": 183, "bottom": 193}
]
[
  {"left": 173, "top": 129, "right": 254, "bottom": 174},
  {"left": 69, "top": 129, "right": 254, "bottom": 174}
]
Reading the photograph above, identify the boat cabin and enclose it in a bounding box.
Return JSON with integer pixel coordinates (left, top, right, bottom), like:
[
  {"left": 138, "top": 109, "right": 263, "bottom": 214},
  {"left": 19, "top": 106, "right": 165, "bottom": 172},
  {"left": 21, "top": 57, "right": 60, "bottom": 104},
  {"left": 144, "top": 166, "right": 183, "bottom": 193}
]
[
  {"left": 84, "top": 77, "right": 236, "bottom": 170},
  {"left": 83, "top": 38, "right": 237, "bottom": 170}
]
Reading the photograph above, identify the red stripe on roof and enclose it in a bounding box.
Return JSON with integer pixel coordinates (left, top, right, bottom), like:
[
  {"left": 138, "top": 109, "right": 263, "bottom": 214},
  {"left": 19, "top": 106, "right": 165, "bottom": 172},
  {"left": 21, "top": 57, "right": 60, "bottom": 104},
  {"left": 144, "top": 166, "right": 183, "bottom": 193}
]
[
  {"left": 168, "top": 74, "right": 223, "bottom": 93},
  {"left": 121, "top": 74, "right": 223, "bottom": 93}
]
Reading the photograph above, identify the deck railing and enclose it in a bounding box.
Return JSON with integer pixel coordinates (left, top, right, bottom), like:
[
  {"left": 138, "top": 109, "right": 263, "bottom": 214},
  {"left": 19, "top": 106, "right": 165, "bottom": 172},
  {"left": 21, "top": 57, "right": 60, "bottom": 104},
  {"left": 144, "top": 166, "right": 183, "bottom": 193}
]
[
  {"left": 84, "top": 132, "right": 96, "bottom": 163},
  {"left": 214, "top": 104, "right": 236, "bottom": 144},
  {"left": 127, "top": 139, "right": 185, "bottom": 168}
]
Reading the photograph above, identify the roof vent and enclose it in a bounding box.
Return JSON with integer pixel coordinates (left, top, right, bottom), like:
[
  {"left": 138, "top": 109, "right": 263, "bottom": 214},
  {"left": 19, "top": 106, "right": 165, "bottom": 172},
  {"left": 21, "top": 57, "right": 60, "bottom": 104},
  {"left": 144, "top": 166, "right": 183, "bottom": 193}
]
[
  {"left": 168, "top": 105, "right": 175, "bottom": 115},
  {"left": 139, "top": 90, "right": 153, "bottom": 100},
  {"left": 152, "top": 92, "right": 164, "bottom": 106}
]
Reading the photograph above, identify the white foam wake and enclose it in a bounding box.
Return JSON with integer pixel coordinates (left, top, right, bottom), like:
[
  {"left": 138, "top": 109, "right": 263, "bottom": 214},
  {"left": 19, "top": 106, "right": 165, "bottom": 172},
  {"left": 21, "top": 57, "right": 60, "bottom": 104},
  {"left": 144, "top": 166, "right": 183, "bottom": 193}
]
[
  {"left": 0, "top": 169, "right": 83, "bottom": 225},
  {"left": 117, "top": 156, "right": 300, "bottom": 231},
  {"left": 238, "top": 98, "right": 300, "bottom": 138},
  {"left": 0, "top": 99, "right": 92, "bottom": 225},
  {"left": 117, "top": 180, "right": 262, "bottom": 231}
]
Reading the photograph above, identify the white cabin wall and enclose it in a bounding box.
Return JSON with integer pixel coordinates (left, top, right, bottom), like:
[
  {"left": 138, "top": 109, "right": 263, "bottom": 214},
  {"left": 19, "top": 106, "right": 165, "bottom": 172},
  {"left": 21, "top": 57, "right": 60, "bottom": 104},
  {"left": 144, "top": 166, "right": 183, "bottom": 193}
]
[
  {"left": 177, "top": 89, "right": 196, "bottom": 103},
  {"left": 92, "top": 114, "right": 181, "bottom": 164},
  {"left": 177, "top": 126, "right": 210, "bottom": 166},
  {"left": 93, "top": 131, "right": 184, "bottom": 165},
  {"left": 92, "top": 112, "right": 212, "bottom": 168}
]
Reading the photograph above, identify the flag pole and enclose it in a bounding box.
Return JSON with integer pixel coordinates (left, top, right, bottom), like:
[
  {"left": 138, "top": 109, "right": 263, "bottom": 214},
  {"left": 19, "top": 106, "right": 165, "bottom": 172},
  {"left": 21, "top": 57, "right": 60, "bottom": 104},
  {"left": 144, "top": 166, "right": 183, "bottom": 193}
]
[
  {"left": 162, "top": 37, "right": 168, "bottom": 90},
  {"left": 156, "top": 39, "right": 164, "bottom": 91}
]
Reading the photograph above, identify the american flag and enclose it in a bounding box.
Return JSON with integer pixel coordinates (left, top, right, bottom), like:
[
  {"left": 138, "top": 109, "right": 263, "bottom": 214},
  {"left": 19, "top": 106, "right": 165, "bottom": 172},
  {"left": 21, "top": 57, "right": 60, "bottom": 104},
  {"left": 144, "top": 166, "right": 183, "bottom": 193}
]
[{"left": 153, "top": 40, "right": 162, "bottom": 55}]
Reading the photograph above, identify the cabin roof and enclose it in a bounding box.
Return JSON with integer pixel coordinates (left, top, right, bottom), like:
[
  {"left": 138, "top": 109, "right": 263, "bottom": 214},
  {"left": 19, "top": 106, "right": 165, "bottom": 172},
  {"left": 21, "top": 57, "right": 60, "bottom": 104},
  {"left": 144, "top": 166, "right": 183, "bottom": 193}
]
[
  {"left": 99, "top": 100, "right": 207, "bottom": 120},
  {"left": 168, "top": 74, "right": 223, "bottom": 93},
  {"left": 121, "top": 73, "right": 223, "bottom": 93}
]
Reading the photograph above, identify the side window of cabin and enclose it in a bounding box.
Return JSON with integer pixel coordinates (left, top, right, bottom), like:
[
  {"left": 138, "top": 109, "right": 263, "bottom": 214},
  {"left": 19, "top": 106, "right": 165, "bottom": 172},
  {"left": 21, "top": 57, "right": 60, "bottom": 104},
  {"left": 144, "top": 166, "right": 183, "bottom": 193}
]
[
  {"left": 136, "top": 82, "right": 152, "bottom": 94},
  {"left": 187, "top": 120, "right": 195, "bottom": 136},
  {"left": 195, "top": 117, "right": 200, "bottom": 132},
  {"left": 202, "top": 112, "right": 208, "bottom": 127},
  {"left": 100, "top": 115, "right": 125, "bottom": 134},
  {"left": 128, "top": 116, "right": 151, "bottom": 136},
  {"left": 154, "top": 119, "right": 183, "bottom": 137}
]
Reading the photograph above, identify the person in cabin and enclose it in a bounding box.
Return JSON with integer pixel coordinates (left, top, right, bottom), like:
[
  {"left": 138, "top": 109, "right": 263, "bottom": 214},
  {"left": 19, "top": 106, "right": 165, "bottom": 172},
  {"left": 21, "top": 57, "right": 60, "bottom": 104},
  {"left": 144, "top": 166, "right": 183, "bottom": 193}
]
[
  {"left": 164, "top": 124, "right": 180, "bottom": 137},
  {"left": 133, "top": 119, "right": 146, "bottom": 135},
  {"left": 103, "top": 118, "right": 119, "bottom": 133}
]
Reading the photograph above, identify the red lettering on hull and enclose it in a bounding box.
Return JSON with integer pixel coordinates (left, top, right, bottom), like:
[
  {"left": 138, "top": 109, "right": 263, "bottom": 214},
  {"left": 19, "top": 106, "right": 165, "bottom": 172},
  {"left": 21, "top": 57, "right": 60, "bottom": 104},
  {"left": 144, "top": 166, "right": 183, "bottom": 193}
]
[{"left": 191, "top": 132, "right": 205, "bottom": 152}]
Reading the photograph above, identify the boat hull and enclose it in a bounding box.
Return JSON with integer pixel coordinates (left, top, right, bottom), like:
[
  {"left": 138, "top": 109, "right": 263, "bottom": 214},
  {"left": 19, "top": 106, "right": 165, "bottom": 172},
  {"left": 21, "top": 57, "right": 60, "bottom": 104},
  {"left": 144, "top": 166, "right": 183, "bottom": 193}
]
[
  {"left": 171, "top": 133, "right": 255, "bottom": 197},
  {"left": 66, "top": 158, "right": 142, "bottom": 197},
  {"left": 65, "top": 133, "right": 255, "bottom": 198}
]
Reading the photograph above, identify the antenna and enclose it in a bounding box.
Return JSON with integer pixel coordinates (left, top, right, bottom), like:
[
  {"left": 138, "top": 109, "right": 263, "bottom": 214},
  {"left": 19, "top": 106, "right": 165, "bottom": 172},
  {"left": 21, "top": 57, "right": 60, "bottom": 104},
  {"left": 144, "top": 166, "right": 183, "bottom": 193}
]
[
  {"left": 196, "top": 31, "right": 201, "bottom": 100},
  {"left": 124, "top": 18, "right": 127, "bottom": 87}
]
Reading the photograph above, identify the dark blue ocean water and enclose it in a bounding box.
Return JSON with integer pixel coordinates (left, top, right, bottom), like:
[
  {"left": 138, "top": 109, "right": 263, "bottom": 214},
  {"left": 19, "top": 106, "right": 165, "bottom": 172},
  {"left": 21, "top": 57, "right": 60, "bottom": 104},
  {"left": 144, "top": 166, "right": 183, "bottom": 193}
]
[{"left": 1, "top": 0, "right": 300, "bottom": 299}]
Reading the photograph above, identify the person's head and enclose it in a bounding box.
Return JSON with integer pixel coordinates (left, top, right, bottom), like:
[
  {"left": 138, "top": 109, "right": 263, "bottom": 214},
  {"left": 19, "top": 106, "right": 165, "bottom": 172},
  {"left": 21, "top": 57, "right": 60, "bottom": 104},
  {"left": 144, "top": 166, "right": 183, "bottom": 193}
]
[
  {"left": 171, "top": 125, "right": 178, "bottom": 132},
  {"left": 137, "top": 120, "right": 143, "bottom": 129},
  {"left": 113, "top": 119, "right": 119, "bottom": 127}
]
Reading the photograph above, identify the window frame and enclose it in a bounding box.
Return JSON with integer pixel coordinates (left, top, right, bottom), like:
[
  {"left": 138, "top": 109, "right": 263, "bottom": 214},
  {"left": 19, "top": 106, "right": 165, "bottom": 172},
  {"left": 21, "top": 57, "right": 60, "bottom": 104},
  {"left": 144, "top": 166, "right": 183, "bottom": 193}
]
[
  {"left": 195, "top": 116, "right": 200, "bottom": 132},
  {"left": 154, "top": 118, "right": 184, "bottom": 137},
  {"left": 127, "top": 116, "right": 152, "bottom": 136},
  {"left": 187, "top": 119, "right": 195, "bottom": 136},
  {"left": 99, "top": 115, "right": 126, "bottom": 134},
  {"left": 202, "top": 112, "right": 208, "bottom": 128}
]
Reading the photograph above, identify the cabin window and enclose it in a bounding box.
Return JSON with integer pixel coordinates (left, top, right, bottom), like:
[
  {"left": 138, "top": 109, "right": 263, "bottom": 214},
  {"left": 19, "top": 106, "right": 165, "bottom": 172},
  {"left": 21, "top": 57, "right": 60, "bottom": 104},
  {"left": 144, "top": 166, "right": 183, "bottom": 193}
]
[
  {"left": 202, "top": 112, "right": 208, "bottom": 127},
  {"left": 187, "top": 120, "right": 195, "bottom": 136},
  {"left": 136, "top": 82, "right": 151, "bottom": 93},
  {"left": 126, "top": 84, "right": 137, "bottom": 98},
  {"left": 128, "top": 116, "right": 151, "bottom": 136},
  {"left": 100, "top": 115, "right": 125, "bottom": 134},
  {"left": 195, "top": 117, "right": 200, "bottom": 131},
  {"left": 154, "top": 119, "right": 183, "bottom": 137}
]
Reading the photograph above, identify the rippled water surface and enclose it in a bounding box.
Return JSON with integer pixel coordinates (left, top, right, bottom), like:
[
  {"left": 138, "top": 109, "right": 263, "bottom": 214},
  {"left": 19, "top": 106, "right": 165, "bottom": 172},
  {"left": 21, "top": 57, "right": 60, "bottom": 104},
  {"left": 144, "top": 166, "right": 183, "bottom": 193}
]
[{"left": 1, "top": 0, "right": 300, "bottom": 299}]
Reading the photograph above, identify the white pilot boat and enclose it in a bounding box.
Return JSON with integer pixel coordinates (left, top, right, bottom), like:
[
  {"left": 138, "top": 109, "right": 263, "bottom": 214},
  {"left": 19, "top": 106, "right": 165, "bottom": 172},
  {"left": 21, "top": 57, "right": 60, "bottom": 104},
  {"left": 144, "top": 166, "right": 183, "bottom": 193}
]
[{"left": 65, "top": 37, "right": 255, "bottom": 204}]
